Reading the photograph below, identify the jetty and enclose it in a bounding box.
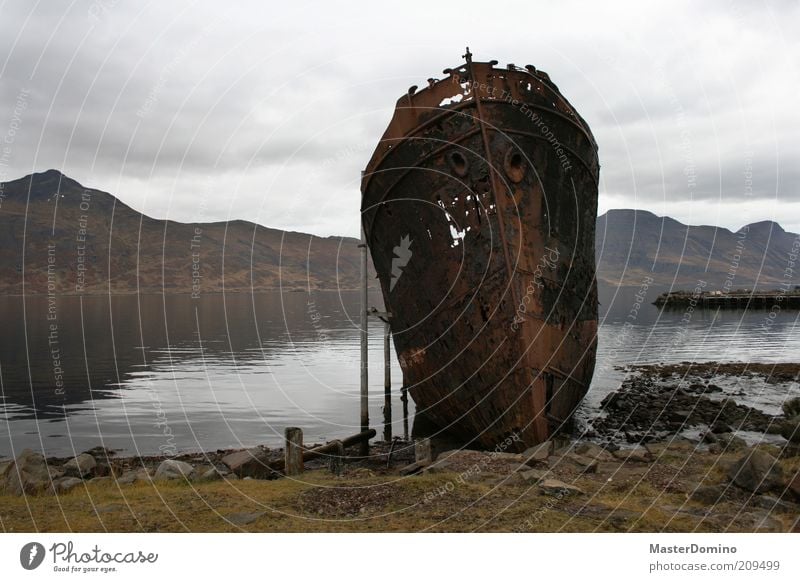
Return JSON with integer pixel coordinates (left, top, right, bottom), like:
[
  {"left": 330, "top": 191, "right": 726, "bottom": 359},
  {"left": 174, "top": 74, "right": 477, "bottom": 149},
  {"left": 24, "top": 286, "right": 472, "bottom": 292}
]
[{"left": 653, "top": 288, "right": 800, "bottom": 309}]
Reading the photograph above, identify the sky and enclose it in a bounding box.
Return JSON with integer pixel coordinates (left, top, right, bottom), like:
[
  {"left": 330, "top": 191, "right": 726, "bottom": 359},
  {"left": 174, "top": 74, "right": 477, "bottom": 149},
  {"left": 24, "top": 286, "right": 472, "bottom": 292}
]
[{"left": 0, "top": 0, "right": 798, "bottom": 236}]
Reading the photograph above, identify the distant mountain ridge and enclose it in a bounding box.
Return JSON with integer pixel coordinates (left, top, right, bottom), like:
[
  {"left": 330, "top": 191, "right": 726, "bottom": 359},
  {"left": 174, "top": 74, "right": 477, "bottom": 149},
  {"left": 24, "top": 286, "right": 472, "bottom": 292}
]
[
  {"left": 0, "top": 171, "right": 796, "bottom": 294},
  {"left": 595, "top": 208, "right": 799, "bottom": 288},
  {"left": 0, "top": 170, "right": 364, "bottom": 294}
]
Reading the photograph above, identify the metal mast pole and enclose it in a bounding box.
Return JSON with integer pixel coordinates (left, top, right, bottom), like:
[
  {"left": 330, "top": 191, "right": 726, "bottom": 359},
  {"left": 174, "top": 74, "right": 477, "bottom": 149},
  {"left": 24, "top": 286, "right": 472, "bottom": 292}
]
[
  {"left": 359, "top": 226, "right": 369, "bottom": 456},
  {"left": 383, "top": 320, "right": 392, "bottom": 441}
]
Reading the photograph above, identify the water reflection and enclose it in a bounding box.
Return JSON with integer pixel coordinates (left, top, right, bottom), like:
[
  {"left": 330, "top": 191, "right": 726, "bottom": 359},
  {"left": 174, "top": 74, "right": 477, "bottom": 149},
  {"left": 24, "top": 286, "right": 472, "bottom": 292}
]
[{"left": 1, "top": 285, "right": 797, "bottom": 457}]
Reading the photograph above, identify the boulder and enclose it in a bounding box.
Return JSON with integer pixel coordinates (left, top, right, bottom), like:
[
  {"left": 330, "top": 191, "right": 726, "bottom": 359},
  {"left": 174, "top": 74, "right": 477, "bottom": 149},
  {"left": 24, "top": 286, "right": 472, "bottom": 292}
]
[
  {"left": 727, "top": 450, "right": 784, "bottom": 494},
  {"left": 221, "top": 446, "right": 271, "bottom": 478},
  {"left": 2, "top": 449, "right": 53, "bottom": 495},
  {"left": 521, "top": 441, "right": 553, "bottom": 465},
  {"left": 154, "top": 459, "right": 195, "bottom": 481},
  {"left": 51, "top": 477, "right": 83, "bottom": 494},
  {"left": 64, "top": 453, "right": 97, "bottom": 478},
  {"left": 539, "top": 478, "right": 584, "bottom": 497}
]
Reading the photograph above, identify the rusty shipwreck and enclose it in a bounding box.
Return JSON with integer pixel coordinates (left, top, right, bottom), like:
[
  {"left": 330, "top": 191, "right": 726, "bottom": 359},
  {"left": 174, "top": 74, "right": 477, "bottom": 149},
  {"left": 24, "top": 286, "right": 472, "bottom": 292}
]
[{"left": 360, "top": 50, "right": 599, "bottom": 451}]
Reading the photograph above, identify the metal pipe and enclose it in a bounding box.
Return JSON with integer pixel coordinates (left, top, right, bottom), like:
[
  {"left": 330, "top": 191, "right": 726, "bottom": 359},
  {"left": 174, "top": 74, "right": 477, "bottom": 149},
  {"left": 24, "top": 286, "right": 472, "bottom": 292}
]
[
  {"left": 383, "top": 320, "right": 392, "bottom": 441},
  {"left": 359, "top": 226, "right": 369, "bottom": 456}
]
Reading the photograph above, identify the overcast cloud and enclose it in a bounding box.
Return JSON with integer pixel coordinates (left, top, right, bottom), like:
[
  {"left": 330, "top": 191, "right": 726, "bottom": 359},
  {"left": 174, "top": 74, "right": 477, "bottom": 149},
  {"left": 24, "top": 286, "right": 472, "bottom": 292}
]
[{"left": 1, "top": 0, "right": 798, "bottom": 235}]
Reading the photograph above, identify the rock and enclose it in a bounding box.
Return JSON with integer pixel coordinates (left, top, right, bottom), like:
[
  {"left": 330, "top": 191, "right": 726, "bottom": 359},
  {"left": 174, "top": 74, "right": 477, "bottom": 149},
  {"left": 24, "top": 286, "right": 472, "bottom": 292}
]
[
  {"left": 94, "top": 463, "right": 113, "bottom": 478},
  {"left": 727, "top": 450, "right": 784, "bottom": 494},
  {"left": 2, "top": 449, "right": 53, "bottom": 495},
  {"left": 89, "top": 476, "right": 112, "bottom": 485},
  {"left": 701, "top": 431, "right": 717, "bottom": 444},
  {"left": 83, "top": 446, "right": 116, "bottom": 458},
  {"left": 711, "top": 420, "right": 732, "bottom": 434},
  {"left": 779, "top": 416, "right": 800, "bottom": 444},
  {"left": 64, "top": 453, "right": 97, "bottom": 478},
  {"left": 782, "top": 397, "right": 800, "bottom": 419},
  {"left": 737, "top": 511, "right": 785, "bottom": 533},
  {"left": 116, "top": 469, "right": 151, "bottom": 485},
  {"left": 786, "top": 471, "right": 800, "bottom": 501},
  {"left": 193, "top": 468, "right": 224, "bottom": 482},
  {"left": 225, "top": 511, "right": 265, "bottom": 526},
  {"left": 612, "top": 447, "right": 654, "bottom": 463},
  {"left": 521, "top": 441, "right": 553, "bottom": 465},
  {"left": 688, "top": 484, "right": 726, "bottom": 505},
  {"left": 719, "top": 433, "right": 747, "bottom": 450},
  {"left": 399, "top": 460, "right": 430, "bottom": 476},
  {"left": 539, "top": 478, "right": 584, "bottom": 497},
  {"left": 0, "top": 460, "right": 11, "bottom": 478},
  {"left": 753, "top": 495, "right": 798, "bottom": 513},
  {"left": 489, "top": 452, "right": 525, "bottom": 463},
  {"left": 563, "top": 452, "right": 599, "bottom": 473},
  {"left": 51, "top": 477, "right": 83, "bottom": 494},
  {"left": 574, "top": 442, "right": 615, "bottom": 462},
  {"left": 154, "top": 459, "right": 195, "bottom": 481},
  {"left": 518, "top": 468, "right": 548, "bottom": 484},
  {"left": 220, "top": 446, "right": 272, "bottom": 478}
]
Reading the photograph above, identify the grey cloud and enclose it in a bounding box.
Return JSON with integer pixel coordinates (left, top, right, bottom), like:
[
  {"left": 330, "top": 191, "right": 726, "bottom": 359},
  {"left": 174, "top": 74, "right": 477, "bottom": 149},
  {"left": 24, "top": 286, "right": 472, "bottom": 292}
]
[{"left": 0, "top": 0, "right": 798, "bottom": 238}]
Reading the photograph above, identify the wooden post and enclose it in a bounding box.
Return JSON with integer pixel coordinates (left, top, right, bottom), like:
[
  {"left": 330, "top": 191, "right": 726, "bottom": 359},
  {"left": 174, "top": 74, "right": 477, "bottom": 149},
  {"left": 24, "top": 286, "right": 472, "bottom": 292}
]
[
  {"left": 383, "top": 320, "right": 392, "bottom": 441},
  {"left": 285, "top": 427, "right": 304, "bottom": 476},
  {"left": 359, "top": 228, "right": 369, "bottom": 456},
  {"left": 328, "top": 439, "right": 344, "bottom": 476}
]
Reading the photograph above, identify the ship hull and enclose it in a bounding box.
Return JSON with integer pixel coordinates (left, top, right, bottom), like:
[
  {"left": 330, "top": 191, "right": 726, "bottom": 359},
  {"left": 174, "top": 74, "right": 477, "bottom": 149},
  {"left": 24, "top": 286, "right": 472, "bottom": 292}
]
[{"left": 361, "top": 56, "right": 599, "bottom": 450}]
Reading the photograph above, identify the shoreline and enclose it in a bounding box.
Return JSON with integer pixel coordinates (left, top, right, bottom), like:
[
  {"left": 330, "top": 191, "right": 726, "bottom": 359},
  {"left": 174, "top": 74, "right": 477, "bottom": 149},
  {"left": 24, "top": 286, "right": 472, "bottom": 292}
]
[{"left": 2, "top": 360, "right": 798, "bottom": 532}]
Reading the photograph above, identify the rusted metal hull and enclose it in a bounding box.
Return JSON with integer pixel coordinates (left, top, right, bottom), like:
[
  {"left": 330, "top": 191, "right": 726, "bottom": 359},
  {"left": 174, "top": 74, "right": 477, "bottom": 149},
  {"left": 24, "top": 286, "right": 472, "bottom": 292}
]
[{"left": 361, "top": 52, "right": 599, "bottom": 451}]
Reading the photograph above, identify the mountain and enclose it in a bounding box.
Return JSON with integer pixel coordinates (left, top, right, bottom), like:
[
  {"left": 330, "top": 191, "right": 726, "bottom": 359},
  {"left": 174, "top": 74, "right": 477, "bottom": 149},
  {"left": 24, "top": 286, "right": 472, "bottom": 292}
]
[
  {"left": 0, "top": 170, "right": 364, "bottom": 294},
  {"left": 0, "top": 171, "right": 796, "bottom": 294},
  {"left": 596, "top": 209, "right": 798, "bottom": 288}
]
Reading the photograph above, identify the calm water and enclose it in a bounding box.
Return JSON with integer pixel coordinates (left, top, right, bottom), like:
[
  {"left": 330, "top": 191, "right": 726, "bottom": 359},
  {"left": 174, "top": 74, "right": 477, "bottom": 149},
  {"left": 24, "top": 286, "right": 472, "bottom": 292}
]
[{"left": 1, "top": 286, "right": 798, "bottom": 458}]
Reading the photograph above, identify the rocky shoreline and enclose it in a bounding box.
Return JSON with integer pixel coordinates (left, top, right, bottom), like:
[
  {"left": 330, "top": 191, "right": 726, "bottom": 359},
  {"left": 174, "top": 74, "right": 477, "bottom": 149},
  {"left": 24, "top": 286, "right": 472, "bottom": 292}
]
[
  {"left": 0, "top": 439, "right": 415, "bottom": 496},
  {"left": 586, "top": 362, "right": 799, "bottom": 446},
  {"left": 2, "top": 361, "right": 799, "bottom": 532}
]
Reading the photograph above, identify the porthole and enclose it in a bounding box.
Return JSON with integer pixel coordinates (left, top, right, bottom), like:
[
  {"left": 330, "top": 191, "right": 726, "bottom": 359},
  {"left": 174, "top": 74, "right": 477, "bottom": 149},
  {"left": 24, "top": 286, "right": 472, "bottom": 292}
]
[
  {"left": 447, "top": 151, "right": 469, "bottom": 178},
  {"left": 504, "top": 148, "right": 526, "bottom": 183}
]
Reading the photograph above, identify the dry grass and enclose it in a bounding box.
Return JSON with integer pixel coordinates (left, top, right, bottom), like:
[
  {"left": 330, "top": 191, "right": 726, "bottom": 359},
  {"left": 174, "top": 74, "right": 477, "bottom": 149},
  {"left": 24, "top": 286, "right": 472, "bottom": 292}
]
[{"left": 2, "top": 446, "right": 797, "bottom": 533}]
